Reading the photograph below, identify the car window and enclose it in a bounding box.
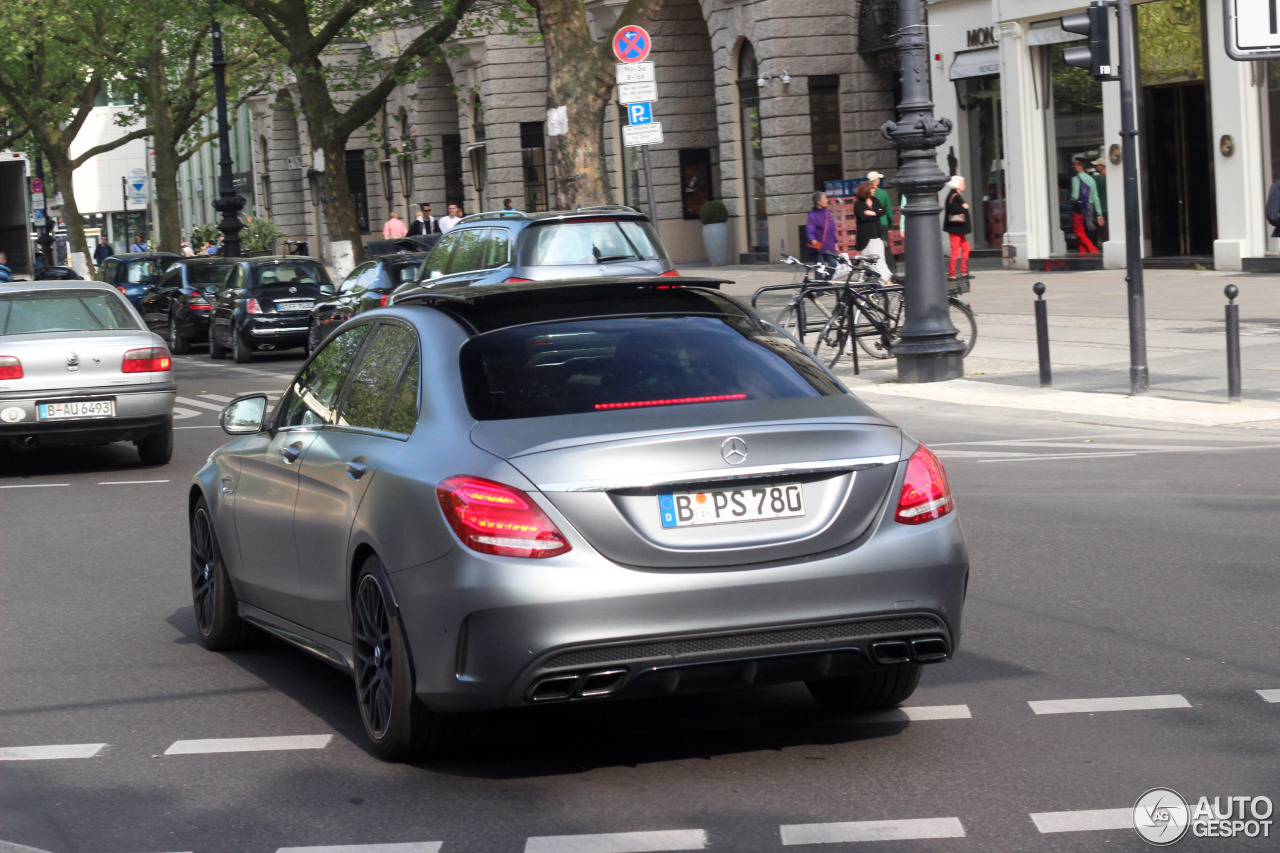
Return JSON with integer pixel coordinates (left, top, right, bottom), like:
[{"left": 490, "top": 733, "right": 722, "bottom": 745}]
[
  {"left": 189, "top": 264, "right": 232, "bottom": 288},
  {"left": 277, "top": 325, "right": 371, "bottom": 428},
  {"left": 123, "top": 259, "right": 168, "bottom": 284},
  {"left": 424, "top": 233, "right": 461, "bottom": 278},
  {"left": 99, "top": 260, "right": 117, "bottom": 283},
  {"left": 519, "top": 220, "right": 664, "bottom": 266},
  {"left": 157, "top": 268, "right": 179, "bottom": 289},
  {"left": 334, "top": 323, "right": 418, "bottom": 431},
  {"left": 459, "top": 314, "right": 841, "bottom": 420},
  {"left": 340, "top": 262, "right": 374, "bottom": 294},
  {"left": 392, "top": 259, "right": 424, "bottom": 284},
  {"left": 445, "top": 228, "right": 487, "bottom": 275},
  {"left": 384, "top": 351, "right": 420, "bottom": 435},
  {"left": 481, "top": 229, "right": 511, "bottom": 269},
  {"left": 251, "top": 261, "right": 329, "bottom": 291},
  {"left": 0, "top": 290, "right": 142, "bottom": 335}
]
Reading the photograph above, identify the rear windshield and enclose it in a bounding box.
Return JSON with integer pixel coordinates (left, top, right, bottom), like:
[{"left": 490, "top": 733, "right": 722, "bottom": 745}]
[
  {"left": 188, "top": 264, "right": 233, "bottom": 287},
  {"left": 0, "top": 290, "right": 141, "bottom": 335},
  {"left": 460, "top": 315, "right": 841, "bottom": 420},
  {"left": 123, "top": 258, "right": 175, "bottom": 283},
  {"left": 251, "top": 262, "right": 329, "bottom": 290},
  {"left": 518, "top": 220, "right": 665, "bottom": 267}
]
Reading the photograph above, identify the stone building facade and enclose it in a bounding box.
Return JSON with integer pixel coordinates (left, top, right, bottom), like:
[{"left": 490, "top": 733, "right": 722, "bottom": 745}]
[{"left": 247, "top": 0, "right": 900, "bottom": 268}]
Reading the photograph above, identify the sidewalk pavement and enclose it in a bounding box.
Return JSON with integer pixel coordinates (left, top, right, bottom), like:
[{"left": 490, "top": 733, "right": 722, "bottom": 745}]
[{"left": 686, "top": 262, "right": 1280, "bottom": 430}]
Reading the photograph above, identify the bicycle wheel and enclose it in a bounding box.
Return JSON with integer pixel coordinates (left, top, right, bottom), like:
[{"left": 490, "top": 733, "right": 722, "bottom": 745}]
[
  {"left": 949, "top": 297, "right": 978, "bottom": 356},
  {"left": 812, "top": 309, "right": 851, "bottom": 368},
  {"left": 773, "top": 302, "right": 804, "bottom": 340},
  {"left": 854, "top": 290, "right": 902, "bottom": 360}
]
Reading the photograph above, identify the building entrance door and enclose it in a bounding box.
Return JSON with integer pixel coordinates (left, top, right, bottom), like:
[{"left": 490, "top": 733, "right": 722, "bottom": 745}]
[
  {"left": 1143, "top": 83, "right": 1213, "bottom": 257},
  {"left": 960, "top": 75, "right": 1006, "bottom": 250}
]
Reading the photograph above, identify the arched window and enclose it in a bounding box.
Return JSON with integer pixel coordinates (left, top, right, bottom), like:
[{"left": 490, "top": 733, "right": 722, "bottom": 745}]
[{"left": 737, "top": 42, "right": 767, "bottom": 253}]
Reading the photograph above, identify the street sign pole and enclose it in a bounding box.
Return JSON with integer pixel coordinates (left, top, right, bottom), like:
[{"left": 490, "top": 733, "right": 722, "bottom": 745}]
[
  {"left": 641, "top": 145, "right": 658, "bottom": 227},
  {"left": 614, "top": 28, "right": 660, "bottom": 226}
]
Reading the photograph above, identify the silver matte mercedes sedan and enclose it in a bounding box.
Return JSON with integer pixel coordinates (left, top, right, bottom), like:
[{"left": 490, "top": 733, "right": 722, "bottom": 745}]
[{"left": 191, "top": 278, "right": 967, "bottom": 760}]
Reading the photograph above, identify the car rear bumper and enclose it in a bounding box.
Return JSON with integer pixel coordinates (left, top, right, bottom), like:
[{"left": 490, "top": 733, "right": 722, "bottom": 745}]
[
  {"left": 0, "top": 385, "right": 176, "bottom": 448},
  {"left": 242, "top": 315, "right": 309, "bottom": 345},
  {"left": 390, "top": 511, "right": 968, "bottom": 712}
]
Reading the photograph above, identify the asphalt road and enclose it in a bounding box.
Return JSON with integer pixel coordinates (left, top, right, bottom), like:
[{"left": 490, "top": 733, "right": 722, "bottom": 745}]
[{"left": 2, "top": 348, "right": 1278, "bottom": 853}]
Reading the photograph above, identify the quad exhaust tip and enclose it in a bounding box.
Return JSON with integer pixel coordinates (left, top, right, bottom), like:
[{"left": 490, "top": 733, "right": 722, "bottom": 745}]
[
  {"left": 871, "top": 635, "right": 949, "bottom": 666},
  {"left": 528, "top": 668, "right": 629, "bottom": 702}
]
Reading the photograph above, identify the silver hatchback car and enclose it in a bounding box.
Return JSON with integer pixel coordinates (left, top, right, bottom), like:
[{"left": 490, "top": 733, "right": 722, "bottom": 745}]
[{"left": 191, "top": 278, "right": 967, "bottom": 759}]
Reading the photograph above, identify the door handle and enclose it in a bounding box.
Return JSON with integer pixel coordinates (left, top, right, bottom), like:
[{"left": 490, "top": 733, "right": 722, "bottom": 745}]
[
  {"left": 346, "top": 459, "right": 368, "bottom": 480},
  {"left": 281, "top": 441, "right": 304, "bottom": 463}
]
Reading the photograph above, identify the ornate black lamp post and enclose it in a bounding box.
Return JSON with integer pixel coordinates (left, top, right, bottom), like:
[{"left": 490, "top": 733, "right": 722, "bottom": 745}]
[
  {"left": 880, "top": 0, "right": 965, "bottom": 382},
  {"left": 210, "top": 0, "right": 244, "bottom": 257}
]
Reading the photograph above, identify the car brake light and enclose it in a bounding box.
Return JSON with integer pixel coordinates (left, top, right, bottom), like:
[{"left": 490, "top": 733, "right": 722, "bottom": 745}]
[
  {"left": 246, "top": 298, "right": 262, "bottom": 314},
  {"left": 0, "top": 356, "right": 22, "bottom": 380},
  {"left": 122, "top": 347, "right": 172, "bottom": 373},
  {"left": 116, "top": 285, "right": 127, "bottom": 294},
  {"left": 189, "top": 296, "right": 210, "bottom": 306},
  {"left": 659, "top": 269, "right": 680, "bottom": 277},
  {"left": 504, "top": 277, "right": 533, "bottom": 283},
  {"left": 894, "top": 444, "right": 954, "bottom": 525},
  {"left": 594, "top": 393, "right": 747, "bottom": 411},
  {"left": 379, "top": 294, "right": 391, "bottom": 307},
  {"left": 436, "top": 475, "right": 571, "bottom": 558}
]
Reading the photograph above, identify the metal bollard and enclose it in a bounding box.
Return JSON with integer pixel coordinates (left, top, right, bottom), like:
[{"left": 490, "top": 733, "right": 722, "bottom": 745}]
[
  {"left": 1033, "top": 282, "right": 1051, "bottom": 387},
  {"left": 1225, "top": 284, "right": 1241, "bottom": 402}
]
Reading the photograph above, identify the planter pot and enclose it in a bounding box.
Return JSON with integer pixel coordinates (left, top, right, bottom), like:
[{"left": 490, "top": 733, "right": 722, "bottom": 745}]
[{"left": 702, "top": 222, "right": 730, "bottom": 266}]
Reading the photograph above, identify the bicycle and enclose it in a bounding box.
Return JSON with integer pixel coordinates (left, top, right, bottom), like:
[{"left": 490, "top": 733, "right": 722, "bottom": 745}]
[
  {"left": 811, "top": 260, "right": 978, "bottom": 368},
  {"left": 750, "top": 255, "right": 849, "bottom": 348}
]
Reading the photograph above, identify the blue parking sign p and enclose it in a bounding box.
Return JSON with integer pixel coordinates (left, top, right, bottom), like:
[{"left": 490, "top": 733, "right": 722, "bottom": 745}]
[{"left": 627, "top": 102, "right": 653, "bottom": 125}]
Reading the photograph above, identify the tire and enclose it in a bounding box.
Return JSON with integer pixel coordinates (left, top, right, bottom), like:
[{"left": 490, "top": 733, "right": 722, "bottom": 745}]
[
  {"left": 136, "top": 424, "right": 173, "bottom": 465},
  {"left": 190, "top": 497, "right": 256, "bottom": 650},
  {"left": 352, "top": 556, "right": 468, "bottom": 760},
  {"left": 209, "top": 325, "right": 226, "bottom": 360},
  {"left": 806, "top": 664, "right": 923, "bottom": 713},
  {"left": 772, "top": 304, "right": 803, "bottom": 340},
  {"left": 854, "top": 290, "right": 902, "bottom": 360},
  {"left": 232, "top": 329, "right": 252, "bottom": 364},
  {"left": 949, "top": 297, "right": 978, "bottom": 356},
  {"left": 169, "top": 313, "right": 191, "bottom": 355},
  {"left": 811, "top": 310, "right": 850, "bottom": 368}
]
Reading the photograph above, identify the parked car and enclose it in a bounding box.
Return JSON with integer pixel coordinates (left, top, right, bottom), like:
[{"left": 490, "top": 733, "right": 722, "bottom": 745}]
[
  {"left": 33, "top": 266, "right": 83, "bottom": 281},
  {"left": 308, "top": 253, "right": 430, "bottom": 353},
  {"left": 96, "top": 253, "right": 182, "bottom": 307},
  {"left": 364, "top": 234, "right": 440, "bottom": 257},
  {"left": 140, "top": 258, "right": 236, "bottom": 354},
  {"left": 192, "top": 277, "right": 968, "bottom": 760},
  {"left": 391, "top": 207, "right": 676, "bottom": 302},
  {"left": 0, "top": 281, "right": 175, "bottom": 463},
  {"left": 206, "top": 256, "right": 334, "bottom": 363}
]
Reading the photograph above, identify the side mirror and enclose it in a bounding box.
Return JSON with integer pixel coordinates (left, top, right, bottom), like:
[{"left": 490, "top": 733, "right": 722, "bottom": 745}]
[
  {"left": 220, "top": 394, "right": 268, "bottom": 435},
  {"left": 321, "top": 283, "right": 336, "bottom": 295},
  {"left": 203, "top": 285, "right": 219, "bottom": 297}
]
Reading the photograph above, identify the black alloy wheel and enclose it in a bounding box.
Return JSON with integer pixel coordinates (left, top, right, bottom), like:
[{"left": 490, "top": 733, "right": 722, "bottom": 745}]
[
  {"left": 351, "top": 556, "right": 467, "bottom": 760},
  {"left": 232, "top": 328, "right": 252, "bottom": 364},
  {"left": 169, "top": 313, "right": 191, "bottom": 354},
  {"left": 189, "top": 498, "right": 254, "bottom": 650}
]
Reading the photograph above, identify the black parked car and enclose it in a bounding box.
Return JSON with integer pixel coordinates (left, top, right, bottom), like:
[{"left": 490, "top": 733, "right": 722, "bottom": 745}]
[
  {"left": 33, "top": 266, "right": 83, "bottom": 281},
  {"left": 139, "top": 258, "right": 236, "bottom": 353},
  {"left": 207, "top": 256, "right": 334, "bottom": 363},
  {"left": 308, "top": 253, "right": 429, "bottom": 354},
  {"left": 96, "top": 254, "right": 183, "bottom": 307}
]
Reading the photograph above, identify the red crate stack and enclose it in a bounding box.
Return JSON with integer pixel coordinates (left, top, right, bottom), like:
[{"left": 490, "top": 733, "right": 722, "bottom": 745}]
[{"left": 828, "top": 195, "right": 859, "bottom": 257}]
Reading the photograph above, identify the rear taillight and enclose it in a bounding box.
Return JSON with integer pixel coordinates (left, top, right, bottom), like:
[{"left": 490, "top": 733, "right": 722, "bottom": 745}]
[
  {"left": 0, "top": 356, "right": 22, "bottom": 380},
  {"left": 246, "top": 298, "right": 263, "bottom": 314},
  {"left": 659, "top": 269, "right": 681, "bottom": 277},
  {"left": 122, "top": 347, "right": 172, "bottom": 373},
  {"left": 378, "top": 294, "right": 391, "bottom": 307},
  {"left": 503, "top": 277, "right": 533, "bottom": 283},
  {"left": 894, "top": 445, "right": 953, "bottom": 525},
  {"left": 116, "top": 285, "right": 128, "bottom": 294},
  {"left": 189, "top": 296, "right": 210, "bottom": 307},
  {"left": 436, "top": 475, "right": 571, "bottom": 559}
]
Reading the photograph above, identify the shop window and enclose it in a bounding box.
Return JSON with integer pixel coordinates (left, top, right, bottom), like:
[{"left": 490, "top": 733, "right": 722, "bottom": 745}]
[
  {"left": 1043, "top": 47, "right": 1103, "bottom": 254},
  {"left": 521, "top": 121, "right": 549, "bottom": 212},
  {"left": 808, "top": 75, "right": 843, "bottom": 190},
  {"left": 345, "top": 150, "right": 370, "bottom": 233},
  {"left": 442, "top": 134, "right": 464, "bottom": 208},
  {"left": 738, "top": 41, "right": 768, "bottom": 253},
  {"left": 680, "top": 149, "right": 714, "bottom": 219}
]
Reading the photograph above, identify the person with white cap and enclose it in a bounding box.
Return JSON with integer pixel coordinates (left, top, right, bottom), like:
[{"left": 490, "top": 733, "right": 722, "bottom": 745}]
[{"left": 867, "top": 170, "right": 898, "bottom": 277}]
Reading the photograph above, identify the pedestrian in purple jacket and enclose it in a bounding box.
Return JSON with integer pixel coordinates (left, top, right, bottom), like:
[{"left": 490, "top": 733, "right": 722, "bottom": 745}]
[{"left": 806, "top": 191, "right": 837, "bottom": 280}]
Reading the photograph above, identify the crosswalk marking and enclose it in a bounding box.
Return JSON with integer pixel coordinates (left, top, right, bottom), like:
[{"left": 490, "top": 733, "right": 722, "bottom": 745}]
[
  {"left": 175, "top": 396, "right": 230, "bottom": 412},
  {"left": 1259, "top": 689, "right": 1280, "bottom": 703},
  {"left": 780, "top": 817, "right": 966, "bottom": 844},
  {"left": 276, "top": 840, "right": 445, "bottom": 845},
  {"left": 1028, "top": 694, "right": 1190, "bottom": 715},
  {"left": 524, "top": 829, "right": 708, "bottom": 852},
  {"left": 0, "top": 743, "right": 106, "bottom": 761},
  {"left": 1030, "top": 808, "right": 1132, "bottom": 833},
  {"left": 164, "top": 734, "right": 332, "bottom": 755}
]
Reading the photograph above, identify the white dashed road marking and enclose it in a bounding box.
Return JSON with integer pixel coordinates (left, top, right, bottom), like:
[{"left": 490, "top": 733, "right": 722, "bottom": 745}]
[
  {"left": 524, "top": 829, "right": 708, "bottom": 852},
  {"left": 1028, "top": 694, "right": 1190, "bottom": 715},
  {"left": 164, "top": 735, "right": 332, "bottom": 755},
  {"left": 0, "top": 743, "right": 107, "bottom": 761},
  {"left": 780, "top": 817, "right": 966, "bottom": 844},
  {"left": 1258, "top": 689, "right": 1280, "bottom": 703},
  {"left": 277, "top": 840, "right": 442, "bottom": 845},
  {"left": 0, "top": 483, "right": 69, "bottom": 489},
  {"left": 863, "top": 704, "right": 971, "bottom": 722},
  {"left": 98, "top": 479, "right": 169, "bottom": 486},
  {"left": 1030, "top": 808, "right": 1132, "bottom": 833}
]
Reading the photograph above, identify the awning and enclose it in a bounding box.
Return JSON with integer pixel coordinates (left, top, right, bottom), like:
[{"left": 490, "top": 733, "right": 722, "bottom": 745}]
[{"left": 949, "top": 48, "right": 1000, "bottom": 81}]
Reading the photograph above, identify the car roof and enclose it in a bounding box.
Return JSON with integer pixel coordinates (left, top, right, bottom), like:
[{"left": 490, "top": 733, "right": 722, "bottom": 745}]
[
  {"left": 0, "top": 280, "right": 120, "bottom": 295},
  {"left": 230, "top": 255, "right": 324, "bottom": 264},
  {"left": 106, "top": 253, "right": 182, "bottom": 261},
  {"left": 453, "top": 206, "right": 650, "bottom": 227}
]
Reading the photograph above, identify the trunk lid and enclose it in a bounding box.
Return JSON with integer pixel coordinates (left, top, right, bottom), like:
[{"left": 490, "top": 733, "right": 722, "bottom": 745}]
[
  {"left": 471, "top": 397, "right": 903, "bottom": 568},
  {"left": 0, "top": 330, "right": 166, "bottom": 392}
]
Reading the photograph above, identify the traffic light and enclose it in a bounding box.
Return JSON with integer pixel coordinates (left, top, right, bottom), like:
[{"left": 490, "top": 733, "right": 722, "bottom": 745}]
[{"left": 1061, "top": 2, "right": 1114, "bottom": 80}]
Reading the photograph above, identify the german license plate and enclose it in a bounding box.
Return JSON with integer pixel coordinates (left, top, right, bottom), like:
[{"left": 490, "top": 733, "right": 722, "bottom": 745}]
[
  {"left": 276, "top": 300, "right": 313, "bottom": 312},
  {"left": 37, "top": 399, "right": 116, "bottom": 420},
  {"left": 659, "top": 483, "right": 805, "bottom": 528}
]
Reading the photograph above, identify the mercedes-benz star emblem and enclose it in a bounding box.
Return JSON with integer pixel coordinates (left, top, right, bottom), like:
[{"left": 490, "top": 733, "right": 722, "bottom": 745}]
[
  {"left": 721, "top": 436, "right": 748, "bottom": 465},
  {"left": 289, "top": 286, "right": 297, "bottom": 293},
  {"left": 65, "top": 352, "right": 80, "bottom": 370}
]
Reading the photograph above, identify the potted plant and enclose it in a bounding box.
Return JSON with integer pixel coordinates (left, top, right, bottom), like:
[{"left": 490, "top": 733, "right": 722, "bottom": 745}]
[
  {"left": 241, "top": 217, "right": 283, "bottom": 256},
  {"left": 699, "top": 199, "right": 730, "bottom": 266}
]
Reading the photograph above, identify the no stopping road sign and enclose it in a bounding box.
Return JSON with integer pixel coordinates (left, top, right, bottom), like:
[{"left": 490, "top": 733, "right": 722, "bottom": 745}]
[{"left": 613, "top": 26, "right": 652, "bottom": 63}]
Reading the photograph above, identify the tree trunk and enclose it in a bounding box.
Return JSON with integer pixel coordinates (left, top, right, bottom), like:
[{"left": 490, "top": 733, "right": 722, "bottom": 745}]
[
  {"left": 143, "top": 48, "right": 183, "bottom": 254},
  {"left": 48, "top": 154, "right": 90, "bottom": 276},
  {"left": 293, "top": 60, "right": 364, "bottom": 261},
  {"left": 536, "top": 0, "right": 613, "bottom": 208}
]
